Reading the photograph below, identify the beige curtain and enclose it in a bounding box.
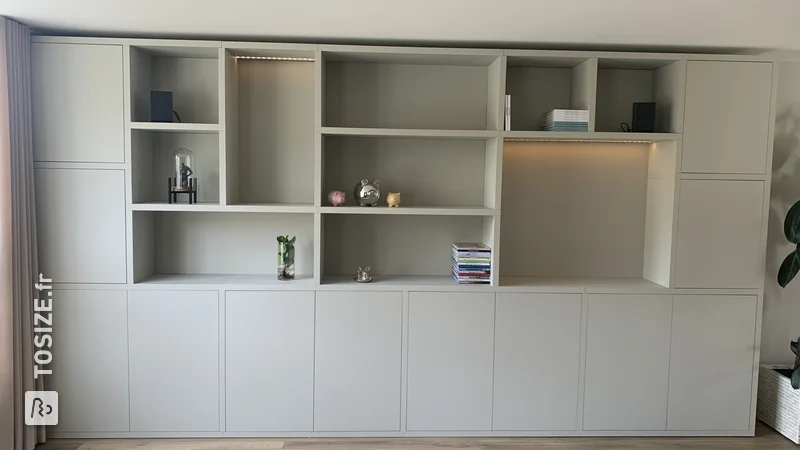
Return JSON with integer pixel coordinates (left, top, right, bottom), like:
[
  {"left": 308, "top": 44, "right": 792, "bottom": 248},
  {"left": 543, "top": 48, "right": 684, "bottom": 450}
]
[{"left": 0, "top": 17, "right": 45, "bottom": 450}]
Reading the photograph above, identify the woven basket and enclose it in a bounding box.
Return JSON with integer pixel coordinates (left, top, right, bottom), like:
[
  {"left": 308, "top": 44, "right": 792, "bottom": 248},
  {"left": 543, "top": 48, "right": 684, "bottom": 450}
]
[{"left": 757, "top": 365, "right": 800, "bottom": 444}]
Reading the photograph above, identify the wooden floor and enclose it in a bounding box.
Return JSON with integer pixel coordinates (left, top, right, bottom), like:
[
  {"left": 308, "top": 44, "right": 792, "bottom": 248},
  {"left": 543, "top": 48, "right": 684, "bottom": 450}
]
[{"left": 36, "top": 424, "right": 799, "bottom": 450}]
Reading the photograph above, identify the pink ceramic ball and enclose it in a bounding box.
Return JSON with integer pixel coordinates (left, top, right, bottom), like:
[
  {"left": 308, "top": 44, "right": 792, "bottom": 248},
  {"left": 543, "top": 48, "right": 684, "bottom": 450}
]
[{"left": 328, "top": 190, "right": 346, "bottom": 206}]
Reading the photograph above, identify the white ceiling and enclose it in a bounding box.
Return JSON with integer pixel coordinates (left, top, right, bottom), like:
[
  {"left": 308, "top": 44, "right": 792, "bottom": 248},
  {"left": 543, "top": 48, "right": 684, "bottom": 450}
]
[{"left": 1, "top": 0, "right": 799, "bottom": 53}]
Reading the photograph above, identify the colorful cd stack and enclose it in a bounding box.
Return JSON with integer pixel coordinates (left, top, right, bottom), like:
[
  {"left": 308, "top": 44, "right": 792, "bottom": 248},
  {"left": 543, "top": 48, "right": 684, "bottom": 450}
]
[
  {"left": 452, "top": 243, "right": 491, "bottom": 284},
  {"left": 542, "top": 109, "right": 590, "bottom": 132}
]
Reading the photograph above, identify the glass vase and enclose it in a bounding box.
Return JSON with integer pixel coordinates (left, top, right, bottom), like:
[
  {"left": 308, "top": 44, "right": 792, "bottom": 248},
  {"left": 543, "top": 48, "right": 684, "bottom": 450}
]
[{"left": 277, "top": 241, "right": 295, "bottom": 280}]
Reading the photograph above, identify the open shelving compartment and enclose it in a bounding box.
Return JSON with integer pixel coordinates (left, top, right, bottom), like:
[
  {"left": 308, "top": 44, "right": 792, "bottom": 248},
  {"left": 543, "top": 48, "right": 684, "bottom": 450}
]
[
  {"left": 594, "top": 56, "right": 686, "bottom": 133},
  {"left": 129, "top": 43, "right": 225, "bottom": 208},
  {"left": 319, "top": 214, "right": 498, "bottom": 287},
  {"left": 318, "top": 46, "right": 504, "bottom": 286},
  {"left": 222, "top": 43, "right": 317, "bottom": 209},
  {"left": 131, "top": 210, "right": 315, "bottom": 285},
  {"left": 131, "top": 129, "right": 221, "bottom": 206},
  {"left": 504, "top": 52, "right": 597, "bottom": 132},
  {"left": 321, "top": 46, "right": 504, "bottom": 131},
  {"left": 129, "top": 43, "right": 221, "bottom": 125},
  {"left": 498, "top": 137, "right": 680, "bottom": 289}
]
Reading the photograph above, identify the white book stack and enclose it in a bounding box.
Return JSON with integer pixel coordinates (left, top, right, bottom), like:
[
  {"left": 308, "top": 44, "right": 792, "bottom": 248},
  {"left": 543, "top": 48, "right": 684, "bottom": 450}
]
[
  {"left": 452, "top": 243, "right": 491, "bottom": 285},
  {"left": 542, "top": 109, "right": 589, "bottom": 132}
]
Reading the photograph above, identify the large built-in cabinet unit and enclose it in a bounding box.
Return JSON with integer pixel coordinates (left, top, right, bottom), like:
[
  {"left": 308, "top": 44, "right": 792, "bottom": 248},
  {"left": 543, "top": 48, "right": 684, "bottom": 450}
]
[{"left": 32, "top": 35, "right": 776, "bottom": 438}]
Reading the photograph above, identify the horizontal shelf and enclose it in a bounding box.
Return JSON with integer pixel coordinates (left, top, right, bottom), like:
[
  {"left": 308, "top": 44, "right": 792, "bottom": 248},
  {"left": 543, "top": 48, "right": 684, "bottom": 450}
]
[
  {"left": 499, "top": 277, "right": 669, "bottom": 293},
  {"left": 134, "top": 273, "right": 315, "bottom": 289},
  {"left": 130, "top": 122, "right": 224, "bottom": 133},
  {"left": 321, "top": 275, "right": 492, "bottom": 289},
  {"left": 320, "top": 206, "right": 499, "bottom": 216},
  {"left": 134, "top": 273, "right": 234, "bottom": 285},
  {"left": 320, "top": 127, "right": 499, "bottom": 140},
  {"left": 503, "top": 131, "right": 682, "bottom": 143},
  {"left": 131, "top": 203, "right": 315, "bottom": 213}
]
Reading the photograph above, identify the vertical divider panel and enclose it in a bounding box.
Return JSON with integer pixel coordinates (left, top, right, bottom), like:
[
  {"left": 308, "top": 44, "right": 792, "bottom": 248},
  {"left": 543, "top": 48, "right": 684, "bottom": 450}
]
[
  {"left": 222, "top": 49, "right": 239, "bottom": 205},
  {"left": 642, "top": 140, "right": 679, "bottom": 287},
  {"left": 314, "top": 213, "right": 324, "bottom": 285},
  {"left": 570, "top": 58, "right": 598, "bottom": 132},
  {"left": 653, "top": 60, "right": 687, "bottom": 134},
  {"left": 487, "top": 56, "right": 506, "bottom": 131},
  {"left": 314, "top": 50, "right": 325, "bottom": 285},
  {"left": 483, "top": 216, "right": 501, "bottom": 286},
  {"left": 123, "top": 44, "right": 135, "bottom": 284},
  {"left": 314, "top": 50, "right": 325, "bottom": 207}
]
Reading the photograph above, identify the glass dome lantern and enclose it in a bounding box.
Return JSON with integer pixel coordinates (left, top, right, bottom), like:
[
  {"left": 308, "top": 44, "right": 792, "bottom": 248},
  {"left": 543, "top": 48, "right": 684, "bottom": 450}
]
[
  {"left": 171, "top": 147, "right": 195, "bottom": 192},
  {"left": 168, "top": 147, "right": 198, "bottom": 204}
]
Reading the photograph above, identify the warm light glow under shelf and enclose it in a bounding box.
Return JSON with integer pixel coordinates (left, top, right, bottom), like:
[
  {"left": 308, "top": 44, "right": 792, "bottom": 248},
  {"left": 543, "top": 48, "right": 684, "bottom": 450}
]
[
  {"left": 504, "top": 138, "right": 653, "bottom": 144},
  {"left": 234, "top": 56, "right": 315, "bottom": 61}
]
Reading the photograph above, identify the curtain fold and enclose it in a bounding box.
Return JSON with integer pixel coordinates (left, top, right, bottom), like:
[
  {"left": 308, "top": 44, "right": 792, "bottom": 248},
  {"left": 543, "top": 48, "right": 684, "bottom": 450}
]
[{"left": 0, "top": 17, "right": 44, "bottom": 450}]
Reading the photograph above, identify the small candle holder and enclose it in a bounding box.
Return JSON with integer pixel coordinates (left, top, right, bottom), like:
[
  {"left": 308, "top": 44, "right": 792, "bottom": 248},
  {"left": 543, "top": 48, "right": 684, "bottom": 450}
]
[{"left": 354, "top": 266, "right": 373, "bottom": 283}]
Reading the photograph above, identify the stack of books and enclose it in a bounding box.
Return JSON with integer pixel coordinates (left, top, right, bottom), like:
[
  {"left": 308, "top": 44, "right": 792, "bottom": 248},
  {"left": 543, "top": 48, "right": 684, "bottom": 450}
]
[
  {"left": 452, "top": 243, "right": 491, "bottom": 284},
  {"left": 542, "top": 109, "right": 589, "bottom": 132}
]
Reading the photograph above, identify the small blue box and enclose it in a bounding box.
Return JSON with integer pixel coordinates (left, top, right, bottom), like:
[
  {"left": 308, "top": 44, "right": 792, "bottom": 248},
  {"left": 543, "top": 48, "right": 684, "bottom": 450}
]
[{"left": 150, "top": 91, "right": 173, "bottom": 122}]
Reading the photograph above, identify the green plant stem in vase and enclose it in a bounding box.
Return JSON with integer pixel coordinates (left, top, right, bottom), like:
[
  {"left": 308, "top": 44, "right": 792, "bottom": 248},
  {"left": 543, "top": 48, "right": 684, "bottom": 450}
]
[{"left": 277, "top": 235, "right": 296, "bottom": 280}]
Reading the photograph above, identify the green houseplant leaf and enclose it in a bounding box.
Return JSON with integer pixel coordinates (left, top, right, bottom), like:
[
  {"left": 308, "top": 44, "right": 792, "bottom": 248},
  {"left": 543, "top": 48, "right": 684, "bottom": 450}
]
[
  {"left": 791, "top": 369, "right": 800, "bottom": 389},
  {"left": 792, "top": 339, "right": 800, "bottom": 357},
  {"left": 785, "top": 201, "right": 800, "bottom": 243},
  {"left": 778, "top": 247, "right": 800, "bottom": 288}
]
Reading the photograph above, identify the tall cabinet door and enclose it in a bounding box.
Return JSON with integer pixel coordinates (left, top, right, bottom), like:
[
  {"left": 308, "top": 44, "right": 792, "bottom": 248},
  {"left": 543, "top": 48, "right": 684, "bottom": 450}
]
[
  {"left": 681, "top": 61, "right": 773, "bottom": 174},
  {"left": 583, "top": 294, "right": 673, "bottom": 431},
  {"left": 35, "top": 169, "right": 127, "bottom": 283},
  {"left": 668, "top": 295, "right": 758, "bottom": 431},
  {"left": 50, "top": 290, "right": 129, "bottom": 432},
  {"left": 128, "top": 290, "right": 219, "bottom": 432},
  {"left": 226, "top": 291, "right": 314, "bottom": 432},
  {"left": 31, "top": 43, "right": 124, "bottom": 163},
  {"left": 314, "top": 291, "right": 403, "bottom": 431},
  {"left": 493, "top": 293, "right": 582, "bottom": 431},
  {"left": 407, "top": 292, "right": 495, "bottom": 431}
]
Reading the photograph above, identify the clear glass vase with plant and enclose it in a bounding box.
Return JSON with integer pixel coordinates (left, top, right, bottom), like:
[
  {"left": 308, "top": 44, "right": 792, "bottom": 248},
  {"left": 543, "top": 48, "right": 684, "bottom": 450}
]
[{"left": 277, "top": 235, "right": 296, "bottom": 281}]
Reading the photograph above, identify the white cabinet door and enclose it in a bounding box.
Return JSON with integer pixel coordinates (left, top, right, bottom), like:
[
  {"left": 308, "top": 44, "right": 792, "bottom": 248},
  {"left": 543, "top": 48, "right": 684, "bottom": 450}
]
[
  {"left": 668, "top": 295, "right": 757, "bottom": 431},
  {"left": 493, "top": 293, "right": 582, "bottom": 431},
  {"left": 407, "top": 292, "right": 495, "bottom": 431},
  {"left": 35, "top": 169, "right": 127, "bottom": 284},
  {"left": 128, "top": 290, "right": 219, "bottom": 432},
  {"left": 583, "top": 294, "right": 673, "bottom": 431},
  {"left": 226, "top": 291, "right": 314, "bottom": 432},
  {"left": 31, "top": 43, "right": 124, "bottom": 163},
  {"left": 674, "top": 180, "right": 765, "bottom": 289},
  {"left": 314, "top": 291, "right": 402, "bottom": 431},
  {"left": 682, "top": 61, "right": 773, "bottom": 174},
  {"left": 50, "top": 290, "right": 129, "bottom": 432}
]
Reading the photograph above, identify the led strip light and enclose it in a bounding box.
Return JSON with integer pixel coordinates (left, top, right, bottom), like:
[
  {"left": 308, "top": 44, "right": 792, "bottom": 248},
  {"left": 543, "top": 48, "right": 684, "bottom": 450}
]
[{"left": 234, "top": 55, "right": 315, "bottom": 61}]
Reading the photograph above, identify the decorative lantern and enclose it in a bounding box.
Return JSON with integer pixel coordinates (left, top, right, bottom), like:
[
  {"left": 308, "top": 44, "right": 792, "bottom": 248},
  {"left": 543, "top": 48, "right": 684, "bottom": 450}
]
[{"left": 168, "top": 147, "right": 197, "bottom": 204}]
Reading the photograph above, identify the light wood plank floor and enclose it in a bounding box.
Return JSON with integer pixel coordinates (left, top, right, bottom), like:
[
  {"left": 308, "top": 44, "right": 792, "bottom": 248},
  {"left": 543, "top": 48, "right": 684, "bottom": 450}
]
[{"left": 37, "top": 424, "right": 797, "bottom": 450}]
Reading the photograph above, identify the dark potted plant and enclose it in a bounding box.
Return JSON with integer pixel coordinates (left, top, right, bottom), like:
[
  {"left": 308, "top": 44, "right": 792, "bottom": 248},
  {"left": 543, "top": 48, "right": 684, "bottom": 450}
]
[{"left": 757, "top": 201, "right": 800, "bottom": 443}]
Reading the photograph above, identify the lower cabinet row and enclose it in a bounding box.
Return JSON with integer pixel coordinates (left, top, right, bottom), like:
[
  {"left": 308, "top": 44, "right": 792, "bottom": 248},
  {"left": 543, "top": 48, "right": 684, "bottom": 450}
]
[{"left": 49, "top": 290, "right": 758, "bottom": 434}]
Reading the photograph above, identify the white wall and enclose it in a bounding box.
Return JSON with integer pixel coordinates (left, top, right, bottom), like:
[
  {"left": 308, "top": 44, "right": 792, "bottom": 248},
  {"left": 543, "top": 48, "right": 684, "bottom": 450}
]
[
  {"left": 3, "top": 0, "right": 800, "bottom": 52},
  {"left": 762, "top": 61, "right": 800, "bottom": 364}
]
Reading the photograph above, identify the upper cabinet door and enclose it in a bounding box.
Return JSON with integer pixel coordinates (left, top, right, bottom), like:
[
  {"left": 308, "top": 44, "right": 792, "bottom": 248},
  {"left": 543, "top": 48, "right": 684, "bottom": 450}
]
[
  {"left": 35, "top": 168, "right": 127, "bottom": 283},
  {"left": 674, "top": 180, "right": 765, "bottom": 289},
  {"left": 31, "top": 43, "right": 124, "bottom": 163},
  {"left": 681, "top": 61, "right": 773, "bottom": 174}
]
